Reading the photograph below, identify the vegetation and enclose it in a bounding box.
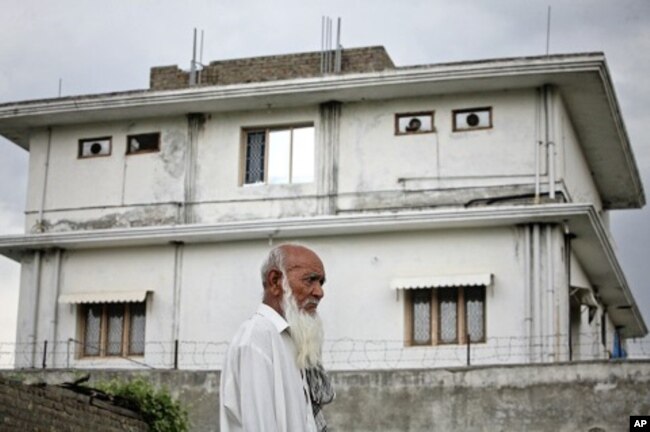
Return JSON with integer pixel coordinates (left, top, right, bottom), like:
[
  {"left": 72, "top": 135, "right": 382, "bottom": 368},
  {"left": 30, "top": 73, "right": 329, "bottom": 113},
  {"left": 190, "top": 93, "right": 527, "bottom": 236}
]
[{"left": 96, "top": 378, "right": 189, "bottom": 432}]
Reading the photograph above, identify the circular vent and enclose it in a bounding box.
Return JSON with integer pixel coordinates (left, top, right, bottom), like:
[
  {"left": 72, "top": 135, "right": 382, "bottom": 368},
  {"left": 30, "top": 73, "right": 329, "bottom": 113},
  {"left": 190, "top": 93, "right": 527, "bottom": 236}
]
[
  {"left": 90, "top": 143, "right": 103, "bottom": 154},
  {"left": 405, "top": 118, "right": 422, "bottom": 132},
  {"left": 466, "top": 113, "right": 480, "bottom": 127}
]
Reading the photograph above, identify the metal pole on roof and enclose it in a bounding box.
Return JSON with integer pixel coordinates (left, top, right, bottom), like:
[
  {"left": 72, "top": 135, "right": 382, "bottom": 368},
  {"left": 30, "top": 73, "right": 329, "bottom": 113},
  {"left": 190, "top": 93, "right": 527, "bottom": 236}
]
[
  {"left": 325, "top": 17, "right": 330, "bottom": 73},
  {"left": 198, "top": 29, "right": 205, "bottom": 85},
  {"left": 190, "top": 28, "right": 197, "bottom": 86},
  {"left": 335, "top": 17, "right": 342, "bottom": 73},
  {"left": 546, "top": 6, "right": 552, "bottom": 56},
  {"left": 320, "top": 16, "right": 325, "bottom": 74},
  {"left": 200, "top": 30, "right": 205, "bottom": 64},
  {"left": 327, "top": 18, "right": 333, "bottom": 73}
]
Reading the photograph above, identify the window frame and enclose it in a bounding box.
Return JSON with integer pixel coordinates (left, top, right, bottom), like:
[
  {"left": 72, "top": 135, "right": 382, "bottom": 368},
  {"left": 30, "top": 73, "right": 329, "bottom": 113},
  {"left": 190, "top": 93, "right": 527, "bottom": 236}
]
[
  {"left": 240, "top": 123, "right": 315, "bottom": 186},
  {"left": 78, "top": 136, "right": 112, "bottom": 159},
  {"left": 452, "top": 107, "right": 493, "bottom": 132},
  {"left": 405, "top": 286, "right": 486, "bottom": 347},
  {"left": 77, "top": 302, "right": 146, "bottom": 358},
  {"left": 394, "top": 111, "right": 436, "bottom": 136},
  {"left": 126, "top": 132, "right": 161, "bottom": 155}
]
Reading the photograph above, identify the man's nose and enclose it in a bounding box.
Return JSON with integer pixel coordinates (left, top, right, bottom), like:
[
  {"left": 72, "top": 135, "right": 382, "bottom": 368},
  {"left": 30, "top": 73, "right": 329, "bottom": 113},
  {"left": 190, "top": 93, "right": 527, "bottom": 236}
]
[{"left": 312, "top": 282, "right": 324, "bottom": 299}]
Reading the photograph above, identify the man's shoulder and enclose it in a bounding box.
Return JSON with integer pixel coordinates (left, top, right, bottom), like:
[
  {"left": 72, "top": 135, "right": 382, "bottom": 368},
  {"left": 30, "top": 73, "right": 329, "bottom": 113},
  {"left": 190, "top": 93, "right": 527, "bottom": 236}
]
[{"left": 231, "top": 311, "right": 282, "bottom": 347}]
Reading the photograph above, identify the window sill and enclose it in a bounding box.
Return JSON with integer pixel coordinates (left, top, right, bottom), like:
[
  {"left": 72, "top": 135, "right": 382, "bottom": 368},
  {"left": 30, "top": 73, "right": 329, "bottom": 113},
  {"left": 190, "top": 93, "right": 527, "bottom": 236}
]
[
  {"left": 69, "top": 355, "right": 149, "bottom": 369},
  {"left": 126, "top": 150, "right": 160, "bottom": 156},
  {"left": 241, "top": 181, "right": 314, "bottom": 188},
  {"left": 405, "top": 342, "right": 488, "bottom": 348},
  {"left": 78, "top": 355, "right": 145, "bottom": 359}
]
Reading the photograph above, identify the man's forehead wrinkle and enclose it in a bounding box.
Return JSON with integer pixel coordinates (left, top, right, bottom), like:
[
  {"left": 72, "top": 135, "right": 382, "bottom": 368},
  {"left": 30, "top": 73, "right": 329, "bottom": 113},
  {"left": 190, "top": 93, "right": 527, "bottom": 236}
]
[{"left": 286, "top": 264, "right": 325, "bottom": 276}]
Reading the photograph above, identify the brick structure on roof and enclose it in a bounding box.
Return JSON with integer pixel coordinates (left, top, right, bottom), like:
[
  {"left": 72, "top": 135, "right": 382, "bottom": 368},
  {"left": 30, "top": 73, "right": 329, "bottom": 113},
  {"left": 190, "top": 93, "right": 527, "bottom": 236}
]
[{"left": 150, "top": 46, "right": 395, "bottom": 90}]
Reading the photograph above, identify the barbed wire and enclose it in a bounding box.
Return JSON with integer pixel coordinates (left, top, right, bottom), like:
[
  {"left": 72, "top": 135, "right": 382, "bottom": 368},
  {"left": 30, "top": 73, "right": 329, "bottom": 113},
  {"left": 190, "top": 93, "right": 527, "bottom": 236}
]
[{"left": 1, "top": 333, "right": 648, "bottom": 371}]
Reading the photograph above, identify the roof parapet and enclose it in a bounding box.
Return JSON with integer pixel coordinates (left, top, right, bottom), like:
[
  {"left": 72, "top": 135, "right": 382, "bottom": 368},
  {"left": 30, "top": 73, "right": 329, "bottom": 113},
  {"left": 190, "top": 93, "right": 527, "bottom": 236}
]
[{"left": 150, "top": 46, "right": 395, "bottom": 90}]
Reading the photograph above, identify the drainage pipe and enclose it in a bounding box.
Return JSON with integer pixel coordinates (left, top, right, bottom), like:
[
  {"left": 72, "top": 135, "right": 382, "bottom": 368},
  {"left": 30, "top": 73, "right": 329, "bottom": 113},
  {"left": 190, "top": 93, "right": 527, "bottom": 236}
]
[
  {"left": 532, "top": 224, "right": 541, "bottom": 362},
  {"left": 51, "top": 249, "right": 63, "bottom": 367},
  {"left": 523, "top": 225, "right": 533, "bottom": 362},
  {"left": 30, "top": 251, "right": 43, "bottom": 367},
  {"left": 546, "top": 226, "right": 556, "bottom": 361},
  {"left": 172, "top": 241, "right": 184, "bottom": 367},
  {"left": 564, "top": 224, "right": 574, "bottom": 361},
  {"left": 535, "top": 89, "right": 542, "bottom": 203},
  {"left": 543, "top": 85, "right": 556, "bottom": 200},
  {"left": 38, "top": 127, "right": 53, "bottom": 232}
]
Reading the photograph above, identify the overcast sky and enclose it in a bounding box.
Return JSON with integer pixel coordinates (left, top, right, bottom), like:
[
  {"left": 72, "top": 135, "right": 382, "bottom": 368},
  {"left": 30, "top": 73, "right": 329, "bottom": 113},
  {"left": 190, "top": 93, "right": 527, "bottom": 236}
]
[{"left": 1, "top": 0, "right": 649, "bottom": 347}]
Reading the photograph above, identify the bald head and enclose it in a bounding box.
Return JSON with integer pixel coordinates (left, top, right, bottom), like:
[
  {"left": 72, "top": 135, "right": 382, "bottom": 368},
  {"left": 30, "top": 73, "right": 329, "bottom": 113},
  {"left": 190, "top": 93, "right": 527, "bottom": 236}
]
[{"left": 261, "top": 244, "right": 326, "bottom": 315}]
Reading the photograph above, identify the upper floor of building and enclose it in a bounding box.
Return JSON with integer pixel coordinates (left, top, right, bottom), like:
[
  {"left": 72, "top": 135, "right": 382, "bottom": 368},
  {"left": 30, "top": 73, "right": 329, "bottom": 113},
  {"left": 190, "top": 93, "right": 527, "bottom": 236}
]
[{"left": 0, "top": 47, "right": 644, "bottom": 233}]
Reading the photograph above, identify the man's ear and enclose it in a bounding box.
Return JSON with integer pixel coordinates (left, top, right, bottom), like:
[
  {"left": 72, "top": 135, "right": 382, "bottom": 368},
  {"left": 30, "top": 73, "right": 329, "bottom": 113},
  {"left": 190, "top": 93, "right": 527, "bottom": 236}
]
[{"left": 267, "top": 269, "right": 284, "bottom": 297}]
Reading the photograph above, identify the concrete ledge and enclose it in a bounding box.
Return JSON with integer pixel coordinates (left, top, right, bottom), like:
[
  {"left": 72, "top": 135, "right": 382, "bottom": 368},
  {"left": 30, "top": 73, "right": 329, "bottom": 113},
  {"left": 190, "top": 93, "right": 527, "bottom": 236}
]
[{"left": 2, "top": 361, "right": 649, "bottom": 431}]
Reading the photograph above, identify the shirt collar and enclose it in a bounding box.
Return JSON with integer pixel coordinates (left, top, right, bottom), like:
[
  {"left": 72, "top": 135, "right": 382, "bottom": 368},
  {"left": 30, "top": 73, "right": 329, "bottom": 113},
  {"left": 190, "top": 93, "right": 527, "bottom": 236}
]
[{"left": 257, "top": 303, "right": 289, "bottom": 334}]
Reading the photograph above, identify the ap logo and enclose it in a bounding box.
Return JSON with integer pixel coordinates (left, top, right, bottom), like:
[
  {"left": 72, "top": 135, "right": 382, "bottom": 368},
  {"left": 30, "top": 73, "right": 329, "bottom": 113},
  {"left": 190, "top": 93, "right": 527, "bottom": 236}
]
[{"left": 631, "top": 416, "right": 650, "bottom": 430}]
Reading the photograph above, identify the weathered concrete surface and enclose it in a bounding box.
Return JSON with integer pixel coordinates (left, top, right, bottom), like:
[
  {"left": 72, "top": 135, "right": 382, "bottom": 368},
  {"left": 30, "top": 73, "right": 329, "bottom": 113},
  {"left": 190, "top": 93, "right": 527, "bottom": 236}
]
[
  {"left": 2, "top": 361, "right": 649, "bottom": 432},
  {"left": 328, "top": 361, "right": 650, "bottom": 432}
]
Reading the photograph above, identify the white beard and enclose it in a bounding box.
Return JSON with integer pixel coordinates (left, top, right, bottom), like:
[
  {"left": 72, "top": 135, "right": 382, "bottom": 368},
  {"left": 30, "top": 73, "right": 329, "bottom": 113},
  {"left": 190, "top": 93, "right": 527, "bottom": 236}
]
[{"left": 281, "top": 276, "right": 324, "bottom": 369}]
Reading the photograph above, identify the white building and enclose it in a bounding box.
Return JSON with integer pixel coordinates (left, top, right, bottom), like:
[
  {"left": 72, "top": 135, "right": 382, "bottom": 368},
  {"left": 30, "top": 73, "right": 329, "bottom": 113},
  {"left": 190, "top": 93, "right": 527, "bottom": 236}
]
[{"left": 0, "top": 47, "right": 645, "bottom": 370}]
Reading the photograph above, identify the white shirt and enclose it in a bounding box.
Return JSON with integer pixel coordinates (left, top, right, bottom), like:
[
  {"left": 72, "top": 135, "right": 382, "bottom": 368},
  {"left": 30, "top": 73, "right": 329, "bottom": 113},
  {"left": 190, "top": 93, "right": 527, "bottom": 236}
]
[{"left": 220, "top": 304, "right": 317, "bottom": 432}]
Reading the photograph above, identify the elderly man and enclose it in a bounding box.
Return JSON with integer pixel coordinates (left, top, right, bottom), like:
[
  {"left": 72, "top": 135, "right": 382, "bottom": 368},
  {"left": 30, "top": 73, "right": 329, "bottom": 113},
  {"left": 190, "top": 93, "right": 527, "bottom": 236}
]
[{"left": 220, "top": 244, "right": 334, "bottom": 432}]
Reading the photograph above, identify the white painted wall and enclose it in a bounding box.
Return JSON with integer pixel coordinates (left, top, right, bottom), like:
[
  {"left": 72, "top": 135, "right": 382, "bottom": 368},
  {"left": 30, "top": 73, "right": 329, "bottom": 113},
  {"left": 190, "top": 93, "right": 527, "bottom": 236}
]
[
  {"left": 196, "top": 107, "right": 319, "bottom": 201},
  {"left": 20, "top": 246, "right": 177, "bottom": 369},
  {"left": 14, "top": 226, "right": 556, "bottom": 370},
  {"left": 12, "top": 86, "right": 619, "bottom": 370},
  {"left": 179, "top": 227, "right": 526, "bottom": 347},
  {"left": 338, "top": 89, "right": 539, "bottom": 196},
  {"left": 193, "top": 107, "right": 321, "bottom": 222},
  {"left": 14, "top": 252, "right": 38, "bottom": 367},
  {"left": 23, "top": 89, "right": 557, "bottom": 230},
  {"left": 0, "top": 256, "right": 19, "bottom": 369},
  {"left": 25, "top": 117, "right": 187, "bottom": 232},
  {"left": 60, "top": 245, "right": 176, "bottom": 340},
  {"left": 556, "top": 95, "right": 603, "bottom": 210}
]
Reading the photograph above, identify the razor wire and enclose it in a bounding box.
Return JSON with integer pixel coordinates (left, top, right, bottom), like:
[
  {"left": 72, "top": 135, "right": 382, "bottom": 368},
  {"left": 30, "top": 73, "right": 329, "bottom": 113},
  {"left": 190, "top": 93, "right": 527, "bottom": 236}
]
[{"left": 1, "top": 333, "right": 649, "bottom": 371}]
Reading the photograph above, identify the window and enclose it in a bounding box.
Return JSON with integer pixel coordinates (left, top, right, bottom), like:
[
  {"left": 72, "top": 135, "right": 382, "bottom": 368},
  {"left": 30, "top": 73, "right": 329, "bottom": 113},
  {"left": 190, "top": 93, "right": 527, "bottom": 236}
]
[
  {"left": 80, "top": 302, "right": 146, "bottom": 357},
  {"left": 395, "top": 112, "right": 435, "bottom": 135},
  {"left": 243, "top": 125, "right": 315, "bottom": 185},
  {"left": 407, "top": 286, "right": 485, "bottom": 346},
  {"left": 127, "top": 132, "right": 160, "bottom": 154},
  {"left": 79, "top": 137, "right": 111, "bottom": 158},
  {"left": 452, "top": 107, "right": 492, "bottom": 131}
]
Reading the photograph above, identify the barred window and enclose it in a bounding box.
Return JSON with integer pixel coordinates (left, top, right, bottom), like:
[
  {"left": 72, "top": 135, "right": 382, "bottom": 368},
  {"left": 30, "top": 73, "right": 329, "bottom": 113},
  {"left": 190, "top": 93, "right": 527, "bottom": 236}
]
[
  {"left": 242, "top": 125, "right": 315, "bottom": 185},
  {"left": 80, "top": 302, "right": 146, "bottom": 357},
  {"left": 407, "top": 286, "right": 486, "bottom": 346},
  {"left": 412, "top": 289, "right": 432, "bottom": 345}
]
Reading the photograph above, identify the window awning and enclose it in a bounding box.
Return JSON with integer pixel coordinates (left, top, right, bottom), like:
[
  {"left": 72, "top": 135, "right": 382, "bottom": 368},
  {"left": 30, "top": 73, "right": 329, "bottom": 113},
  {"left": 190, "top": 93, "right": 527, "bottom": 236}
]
[
  {"left": 391, "top": 273, "right": 493, "bottom": 290},
  {"left": 58, "top": 290, "right": 150, "bottom": 304}
]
